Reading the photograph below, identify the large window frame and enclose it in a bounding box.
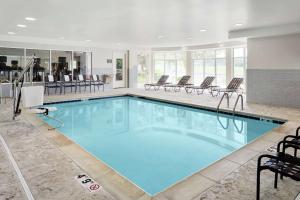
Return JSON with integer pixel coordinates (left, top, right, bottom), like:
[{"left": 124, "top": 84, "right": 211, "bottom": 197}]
[
  {"left": 232, "top": 47, "right": 247, "bottom": 79},
  {"left": 192, "top": 48, "right": 226, "bottom": 87},
  {"left": 153, "top": 52, "right": 185, "bottom": 83}
]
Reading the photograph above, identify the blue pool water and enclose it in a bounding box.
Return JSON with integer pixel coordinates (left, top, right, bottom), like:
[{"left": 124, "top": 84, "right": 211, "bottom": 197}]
[{"left": 40, "top": 96, "right": 281, "bottom": 195}]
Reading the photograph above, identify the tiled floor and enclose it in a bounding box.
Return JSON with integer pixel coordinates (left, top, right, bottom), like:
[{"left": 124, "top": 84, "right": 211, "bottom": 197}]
[{"left": 0, "top": 88, "right": 300, "bottom": 200}]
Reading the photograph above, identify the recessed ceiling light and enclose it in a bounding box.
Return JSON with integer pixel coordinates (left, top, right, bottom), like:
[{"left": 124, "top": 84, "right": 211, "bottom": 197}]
[
  {"left": 85, "top": 40, "right": 91, "bottom": 42},
  {"left": 117, "top": 43, "right": 121, "bottom": 45},
  {"left": 59, "top": 37, "right": 65, "bottom": 39},
  {"left": 8, "top": 32, "right": 16, "bottom": 35},
  {"left": 25, "top": 17, "right": 36, "bottom": 21},
  {"left": 17, "top": 24, "right": 27, "bottom": 28},
  {"left": 157, "top": 35, "right": 164, "bottom": 39},
  {"left": 187, "top": 37, "right": 193, "bottom": 40},
  {"left": 200, "top": 29, "right": 207, "bottom": 32},
  {"left": 235, "top": 23, "right": 243, "bottom": 26}
]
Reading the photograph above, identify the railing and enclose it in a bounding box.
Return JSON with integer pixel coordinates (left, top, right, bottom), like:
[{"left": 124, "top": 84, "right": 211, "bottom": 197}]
[
  {"left": 217, "top": 92, "right": 229, "bottom": 112},
  {"left": 12, "top": 57, "right": 35, "bottom": 119},
  {"left": 233, "top": 94, "right": 244, "bottom": 115}
]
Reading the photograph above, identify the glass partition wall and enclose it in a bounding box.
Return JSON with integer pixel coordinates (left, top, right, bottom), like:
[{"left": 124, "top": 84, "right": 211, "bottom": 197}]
[
  {"left": 26, "top": 49, "right": 50, "bottom": 82},
  {"left": 51, "top": 50, "right": 72, "bottom": 81},
  {"left": 0, "top": 47, "right": 92, "bottom": 83},
  {"left": 73, "top": 52, "right": 92, "bottom": 80},
  {"left": 0, "top": 47, "right": 25, "bottom": 82}
]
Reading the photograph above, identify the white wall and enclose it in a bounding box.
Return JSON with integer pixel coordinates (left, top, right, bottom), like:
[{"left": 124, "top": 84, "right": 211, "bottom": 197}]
[
  {"left": 248, "top": 33, "right": 300, "bottom": 69},
  {"left": 247, "top": 33, "right": 300, "bottom": 108},
  {"left": 91, "top": 48, "right": 114, "bottom": 76}
]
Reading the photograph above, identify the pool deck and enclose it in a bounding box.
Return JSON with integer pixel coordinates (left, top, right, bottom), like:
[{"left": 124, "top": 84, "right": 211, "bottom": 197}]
[{"left": 0, "top": 88, "right": 300, "bottom": 200}]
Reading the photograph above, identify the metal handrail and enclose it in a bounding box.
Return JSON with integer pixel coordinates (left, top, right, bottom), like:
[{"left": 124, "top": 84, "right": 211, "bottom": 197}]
[
  {"left": 233, "top": 118, "right": 244, "bottom": 133},
  {"left": 12, "top": 56, "right": 35, "bottom": 119},
  {"left": 217, "top": 92, "right": 229, "bottom": 112},
  {"left": 217, "top": 114, "right": 229, "bottom": 129},
  {"left": 233, "top": 94, "right": 244, "bottom": 115}
]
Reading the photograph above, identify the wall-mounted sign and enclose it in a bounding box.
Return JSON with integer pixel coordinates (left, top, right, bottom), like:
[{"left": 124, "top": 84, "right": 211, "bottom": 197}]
[{"left": 107, "top": 59, "right": 112, "bottom": 63}]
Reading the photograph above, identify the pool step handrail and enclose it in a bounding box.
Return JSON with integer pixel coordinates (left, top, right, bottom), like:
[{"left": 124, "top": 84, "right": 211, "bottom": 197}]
[
  {"left": 217, "top": 92, "right": 229, "bottom": 112},
  {"left": 233, "top": 94, "right": 244, "bottom": 115}
]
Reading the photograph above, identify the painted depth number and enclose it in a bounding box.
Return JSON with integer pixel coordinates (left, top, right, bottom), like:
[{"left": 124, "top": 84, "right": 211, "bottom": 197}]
[{"left": 75, "top": 174, "right": 102, "bottom": 192}]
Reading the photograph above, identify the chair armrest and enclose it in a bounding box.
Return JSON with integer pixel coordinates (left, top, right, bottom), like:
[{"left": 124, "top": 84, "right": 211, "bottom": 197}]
[
  {"left": 258, "top": 154, "right": 280, "bottom": 166},
  {"left": 277, "top": 140, "right": 300, "bottom": 154},
  {"left": 210, "top": 85, "right": 219, "bottom": 88},
  {"left": 283, "top": 135, "right": 300, "bottom": 141},
  {"left": 258, "top": 152, "right": 300, "bottom": 166}
]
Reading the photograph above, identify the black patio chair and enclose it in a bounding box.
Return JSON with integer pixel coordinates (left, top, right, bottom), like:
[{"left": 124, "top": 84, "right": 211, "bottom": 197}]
[
  {"left": 61, "top": 75, "right": 76, "bottom": 94},
  {"left": 75, "top": 74, "right": 91, "bottom": 93},
  {"left": 282, "top": 126, "right": 300, "bottom": 157},
  {"left": 144, "top": 75, "right": 169, "bottom": 91},
  {"left": 256, "top": 133, "right": 300, "bottom": 200},
  {"left": 164, "top": 75, "right": 192, "bottom": 92},
  {"left": 44, "top": 75, "right": 61, "bottom": 95},
  {"left": 185, "top": 76, "right": 215, "bottom": 94},
  {"left": 211, "top": 77, "right": 244, "bottom": 97},
  {"left": 90, "top": 75, "right": 104, "bottom": 92}
]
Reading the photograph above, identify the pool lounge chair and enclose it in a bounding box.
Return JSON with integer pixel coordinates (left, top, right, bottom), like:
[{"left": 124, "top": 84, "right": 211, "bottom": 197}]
[
  {"left": 62, "top": 75, "right": 76, "bottom": 94},
  {"left": 185, "top": 76, "right": 215, "bottom": 94},
  {"left": 90, "top": 75, "right": 104, "bottom": 92},
  {"left": 44, "top": 75, "right": 61, "bottom": 95},
  {"left": 211, "top": 77, "right": 243, "bottom": 97},
  {"left": 256, "top": 128, "right": 300, "bottom": 200},
  {"left": 75, "top": 74, "right": 91, "bottom": 93},
  {"left": 164, "top": 75, "right": 191, "bottom": 92},
  {"left": 144, "top": 75, "right": 169, "bottom": 91}
]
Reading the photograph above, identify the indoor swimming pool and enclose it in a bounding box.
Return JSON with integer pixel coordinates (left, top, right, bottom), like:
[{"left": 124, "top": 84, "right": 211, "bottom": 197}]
[{"left": 40, "top": 96, "right": 282, "bottom": 195}]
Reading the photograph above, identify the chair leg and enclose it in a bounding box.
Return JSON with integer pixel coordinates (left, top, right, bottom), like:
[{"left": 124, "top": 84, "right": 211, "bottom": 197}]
[
  {"left": 294, "top": 149, "right": 298, "bottom": 157},
  {"left": 257, "top": 168, "right": 261, "bottom": 200},
  {"left": 274, "top": 172, "right": 278, "bottom": 188}
]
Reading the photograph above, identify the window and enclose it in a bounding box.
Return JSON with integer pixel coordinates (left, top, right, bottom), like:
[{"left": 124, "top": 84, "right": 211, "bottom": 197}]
[
  {"left": 215, "top": 49, "right": 226, "bottom": 87},
  {"left": 193, "top": 59, "right": 204, "bottom": 85},
  {"left": 153, "top": 52, "right": 185, "bottom": 83},
  {"left": 154, "top": 53, "right": 164, "bottom": 81},
  {"left": 233, "top": 48, "right": 246, "bottom": 78},
  {"left": 192, "top": 49, "right": 226, "bottom": 86},
  {"left": 137, "top": 55, "right": 148, "bottom": 88}
]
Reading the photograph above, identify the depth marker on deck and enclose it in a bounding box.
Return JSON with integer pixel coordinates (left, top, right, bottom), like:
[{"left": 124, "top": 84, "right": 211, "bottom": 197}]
[{"left": 0, "top": 134, "right": 35, "bottom": 200}]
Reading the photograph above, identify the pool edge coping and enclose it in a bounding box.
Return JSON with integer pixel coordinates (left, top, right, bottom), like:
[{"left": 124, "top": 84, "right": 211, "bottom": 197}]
[{"left": 26, "top": 92, "right": 297, "bottom": 200}]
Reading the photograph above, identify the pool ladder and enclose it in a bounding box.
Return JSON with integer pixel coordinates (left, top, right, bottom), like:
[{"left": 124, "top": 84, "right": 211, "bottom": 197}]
[{"left": 217, "top": 93, "right": 244, "bottom": 115}]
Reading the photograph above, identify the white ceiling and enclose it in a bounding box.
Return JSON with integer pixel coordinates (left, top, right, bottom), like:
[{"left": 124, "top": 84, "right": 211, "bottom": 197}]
[{"left": 0, "top": 0, "right": 300, "bottom": 48}]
